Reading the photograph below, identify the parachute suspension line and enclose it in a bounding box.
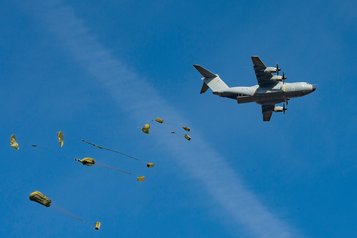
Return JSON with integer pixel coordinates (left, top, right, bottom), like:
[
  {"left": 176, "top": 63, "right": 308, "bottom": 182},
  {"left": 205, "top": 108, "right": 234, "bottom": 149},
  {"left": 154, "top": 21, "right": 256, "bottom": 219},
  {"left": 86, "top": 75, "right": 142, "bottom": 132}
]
[
  {"left": 52, "top": 204, "right": 84, "bottom": 222},
  {"left": 81, "top": 139, "right": 140, "bottom": 161},
  {"left": 53, "top": 204, "right": 100, "bottom": 230},
  {"left": 95, "top": 161, "right": 134, "bottom": 176}
]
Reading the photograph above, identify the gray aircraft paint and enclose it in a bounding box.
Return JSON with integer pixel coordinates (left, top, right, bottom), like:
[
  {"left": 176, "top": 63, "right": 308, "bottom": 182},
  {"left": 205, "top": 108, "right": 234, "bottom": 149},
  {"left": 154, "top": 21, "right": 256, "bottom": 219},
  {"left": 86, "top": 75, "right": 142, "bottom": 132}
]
[{"left": 194, "top": 56, "right": 316, "bottom": 121}]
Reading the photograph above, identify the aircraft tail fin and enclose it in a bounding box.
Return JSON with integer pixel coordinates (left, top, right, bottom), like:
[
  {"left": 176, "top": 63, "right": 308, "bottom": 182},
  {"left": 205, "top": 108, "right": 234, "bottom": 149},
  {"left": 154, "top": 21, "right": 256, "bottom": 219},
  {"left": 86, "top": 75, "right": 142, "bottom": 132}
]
[
  {"left": 193, "top": 65, "right": 216, "bottom": 78},
  {"left": 193, "top": 65, "right": 229, "bottom": 94}
]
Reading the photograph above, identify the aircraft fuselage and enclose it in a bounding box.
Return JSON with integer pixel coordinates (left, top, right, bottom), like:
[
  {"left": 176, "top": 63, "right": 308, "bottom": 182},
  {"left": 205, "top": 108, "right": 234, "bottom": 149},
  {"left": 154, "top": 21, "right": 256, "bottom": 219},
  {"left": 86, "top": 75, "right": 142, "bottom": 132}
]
[{"left": 213, "top": 82, "right": 316, "bottom": 105}]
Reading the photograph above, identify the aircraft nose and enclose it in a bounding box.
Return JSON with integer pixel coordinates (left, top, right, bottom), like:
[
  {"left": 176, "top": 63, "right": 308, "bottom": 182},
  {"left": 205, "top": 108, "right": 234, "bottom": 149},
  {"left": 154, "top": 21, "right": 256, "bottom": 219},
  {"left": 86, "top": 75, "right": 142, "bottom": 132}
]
[{"left": 311, "top": 84, "right": 316, "bottom": 92}]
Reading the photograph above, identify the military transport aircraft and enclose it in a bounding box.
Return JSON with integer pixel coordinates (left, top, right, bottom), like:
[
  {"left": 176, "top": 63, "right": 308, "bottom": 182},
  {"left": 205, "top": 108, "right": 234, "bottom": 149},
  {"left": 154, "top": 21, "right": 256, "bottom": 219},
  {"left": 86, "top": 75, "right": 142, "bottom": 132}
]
[{"left": 193, "top": 56, "right": 316, "bottom": 121}]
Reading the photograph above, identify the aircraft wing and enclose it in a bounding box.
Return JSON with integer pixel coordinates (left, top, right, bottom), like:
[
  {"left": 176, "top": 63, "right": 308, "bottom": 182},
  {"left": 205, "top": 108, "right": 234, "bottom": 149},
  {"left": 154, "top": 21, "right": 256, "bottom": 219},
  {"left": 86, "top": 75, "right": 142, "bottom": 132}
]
[
  {"left": 261, "top": 104, "right": 275, "bottom": 121},
  {"left": 251, "top": 56, "right": 276, "bottom": 87}
]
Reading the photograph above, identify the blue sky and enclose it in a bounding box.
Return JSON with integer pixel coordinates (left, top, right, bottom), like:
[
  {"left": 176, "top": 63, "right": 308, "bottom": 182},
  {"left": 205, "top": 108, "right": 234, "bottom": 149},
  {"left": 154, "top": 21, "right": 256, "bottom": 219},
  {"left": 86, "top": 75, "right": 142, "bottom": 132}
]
[{"left": 0, "top": 0, "right": 356, "bottom": 237}]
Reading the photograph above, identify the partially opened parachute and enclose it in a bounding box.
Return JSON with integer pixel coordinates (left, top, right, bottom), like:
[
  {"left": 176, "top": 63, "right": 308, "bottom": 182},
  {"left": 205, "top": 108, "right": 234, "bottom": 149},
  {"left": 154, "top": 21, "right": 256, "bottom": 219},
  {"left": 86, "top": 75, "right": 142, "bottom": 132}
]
[
  {"left": 10, "top": 134, "right": 19, "bottom": 150},
  {"left": 76, "top": 157, "right": 96, "bottom": 166},
  {"left": 154, "top": 117, "right": 164, "bottom": 124},
  {"left": 137, "top": 176, "right": 145, "bottom": 182},
  {"left": 182, "top": 126, "right": 191, "bottom": 132},
  {"left": 57, "top": 131, "right": 64, "bottom": 148},
  {"left": 95, "top": 221, "right": 101, "bottom": 230},
  {"left": 141, "top": 124, "right": 150, "bottom": 134},
  {"left": 29, "top": 191, "right": 51, "bottom": 207}
]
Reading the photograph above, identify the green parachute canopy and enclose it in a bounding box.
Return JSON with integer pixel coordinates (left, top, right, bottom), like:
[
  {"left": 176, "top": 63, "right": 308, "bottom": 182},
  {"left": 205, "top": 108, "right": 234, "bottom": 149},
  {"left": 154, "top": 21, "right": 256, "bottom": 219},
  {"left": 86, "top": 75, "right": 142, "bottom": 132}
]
[
  {"left": 10, "top": 134, "right": 19, "bottom": 150},
  {"left": 141, "top": 124, "right": 150, "bottom": 134},
  {"left": 154, "top": 117, "right": 164, "bottom": 124},
  {"left": 57, "top": 131, "right": 64, "bottom": 148},
  {"left": 137, "top": 176, "right": 145, "bottom": 182},
  {"left": 76, "top": 157, "right": 96, "bottom": 166},
  {"left": 95, "top": 221, "right": 101, "bottom": 230},
  {"left": 182, "top": 126, "right": 191, "bottom": 132},
  {"left": 29, "top": 191, "right": 51, "bottom": 207}
]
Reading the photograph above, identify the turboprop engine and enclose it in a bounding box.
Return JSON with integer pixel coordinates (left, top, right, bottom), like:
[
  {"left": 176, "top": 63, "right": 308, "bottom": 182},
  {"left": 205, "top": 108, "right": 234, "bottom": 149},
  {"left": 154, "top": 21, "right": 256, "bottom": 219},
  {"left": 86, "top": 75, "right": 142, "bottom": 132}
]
[
  {"left": 264, "top": 64, "right": 282, "bottom": 74},
  {"left": 271, "top": 75, "right": 284, "bottom": 81},
  {"left": 274, "top": 106, "right": 287, "bottom": 113},
  {"left": 264, "top": 67, "right": 279, "bottom": 73},
  {"left": 270, "top": 70, "right": 287, "bottom": 81}
]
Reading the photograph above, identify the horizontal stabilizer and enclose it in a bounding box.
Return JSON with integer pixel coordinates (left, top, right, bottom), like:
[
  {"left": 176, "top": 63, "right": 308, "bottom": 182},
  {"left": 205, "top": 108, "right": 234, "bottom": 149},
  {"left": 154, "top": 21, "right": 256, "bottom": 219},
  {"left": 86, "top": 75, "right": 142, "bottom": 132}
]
[
  {"left": 193, "top": 64, "right": 229, "bottom": 93},
  {"left": 200, "top": 83, "right": 209, "bottom": 94},
  {"left": 193, "top": 65, "right": 216, "bottom": 78}
]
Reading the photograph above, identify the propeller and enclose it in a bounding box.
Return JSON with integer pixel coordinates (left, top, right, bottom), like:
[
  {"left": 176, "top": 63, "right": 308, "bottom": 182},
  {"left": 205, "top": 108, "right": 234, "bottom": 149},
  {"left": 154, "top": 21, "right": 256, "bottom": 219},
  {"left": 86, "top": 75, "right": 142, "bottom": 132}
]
[
  {"left": 282, "top": 72, "right": 287, "bottom": 81},
  {"left": 279, "top": 67, "right": 288, "bottom": 109},
  {"left": 276, "top": 64, "right": 281, "bottom": 75}
]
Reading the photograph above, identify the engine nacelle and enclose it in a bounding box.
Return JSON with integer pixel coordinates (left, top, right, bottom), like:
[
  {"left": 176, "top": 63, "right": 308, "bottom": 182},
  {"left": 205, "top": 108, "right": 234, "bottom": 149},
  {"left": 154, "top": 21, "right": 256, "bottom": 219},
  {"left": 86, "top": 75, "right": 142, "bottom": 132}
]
[
  {"left": 274, "top": 106, "right": 287, "bottom": 112},
  {"left": 270, "top": 75, "right": 284, "bottom": 81},
  {"left": 264, "top": 67, "right": 278, "bottom": 73}
]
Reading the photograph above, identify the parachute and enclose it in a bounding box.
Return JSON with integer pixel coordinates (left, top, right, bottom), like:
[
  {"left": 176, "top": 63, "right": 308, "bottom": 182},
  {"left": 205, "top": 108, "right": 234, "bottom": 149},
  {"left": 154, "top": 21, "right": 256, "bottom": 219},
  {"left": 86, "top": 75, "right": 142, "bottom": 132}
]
[
  {"left": 29, "top": 191, "right": 99, "bottom": 230},
  {"left": 146, "top": 162, "right": 155, "bottom": 168},
  {"left": 154, "top": 117, "right": 164, "bottom": 124},
  {"left": 137, "top": 176, "right": 145, "bottom": 182},
  {"left": 149, "top": 117, "right": 192, "bottom": 141},
  {"left": 10, "top": 134, "right": 20, "bottom": 150},
  {"left": 95, "top": 221, "right": 101, "bottom": 230},
  {"left": 182, "top": 126, "right": 191, "bottom": 132},
  {"left": 76, "top": 157, "right": 96, "bottom": 166},
  {"left": 29, "top": 191, "right": 51, "bottom": 207},
  {"left": 184, "top": 134, "right": 191, "bottom": 141},
  {"left": 57, "top": 131, "right": 64, "bottom": 148},
  {"left": 141, "top": 124, "right": 150, "bottom": 134},
  {"left": 171, "top": 131, "right": 192, "bottom": 141}
]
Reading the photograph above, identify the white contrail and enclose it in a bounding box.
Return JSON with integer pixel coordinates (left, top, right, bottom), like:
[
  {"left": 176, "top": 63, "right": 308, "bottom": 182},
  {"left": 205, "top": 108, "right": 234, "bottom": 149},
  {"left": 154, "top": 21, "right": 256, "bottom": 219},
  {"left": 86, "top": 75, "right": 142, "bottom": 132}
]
[{"left": 32, "top": 1, "right": 299, "bottom": 237}]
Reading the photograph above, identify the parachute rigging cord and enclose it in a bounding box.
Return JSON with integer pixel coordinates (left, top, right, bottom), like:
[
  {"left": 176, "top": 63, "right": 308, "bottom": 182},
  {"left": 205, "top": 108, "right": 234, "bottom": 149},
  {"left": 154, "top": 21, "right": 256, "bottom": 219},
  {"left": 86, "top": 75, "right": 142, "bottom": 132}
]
[
  {"left": 96, "top": 161, "right": 134, "bottom": 175},
  {"left": 13, "top": 131, "right": 146, "bottom": 181},
  {"left": 81, "top": 139, "right": 140, "bottom": 161},
  {"left": 74, "top": 157, "right": 135, "bottom": 176},
  {"left": 53, "top": 203, "right": 102, "bottom": 230},
  {"left": 53, "top": 204, "right": 84, "bottom": 222},
  {"left": 27, "top": 131, "right": 139, "bottom": 176},
  {"left": 29, "top": 193, "right": 100, "bottom": 231},
  {"left": 53, "top": 204, "right": 102, "bottom": 230}
]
